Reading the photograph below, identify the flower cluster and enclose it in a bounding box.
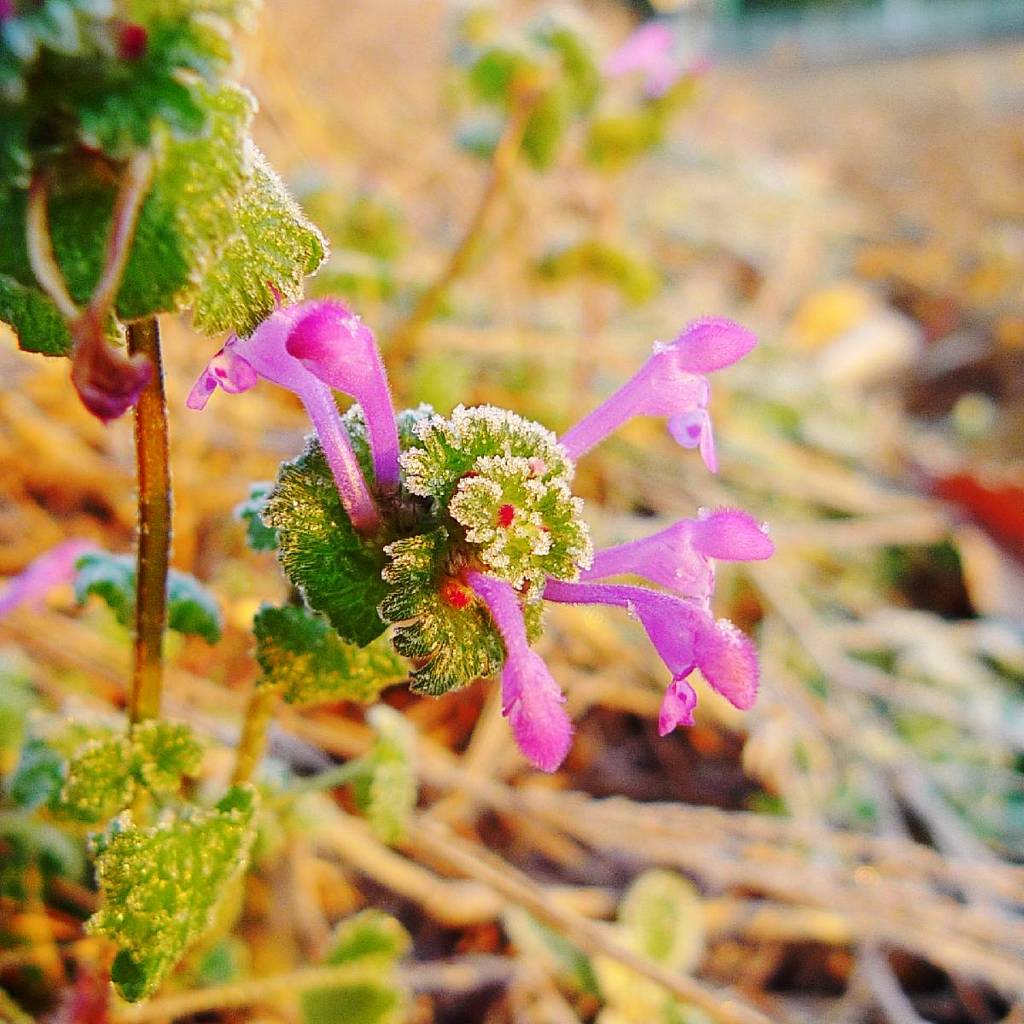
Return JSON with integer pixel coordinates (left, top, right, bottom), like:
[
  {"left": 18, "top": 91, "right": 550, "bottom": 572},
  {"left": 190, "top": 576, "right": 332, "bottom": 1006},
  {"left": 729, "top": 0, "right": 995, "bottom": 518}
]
[{"left": 185, "top": 299, "right": 771, "bottom": 771}]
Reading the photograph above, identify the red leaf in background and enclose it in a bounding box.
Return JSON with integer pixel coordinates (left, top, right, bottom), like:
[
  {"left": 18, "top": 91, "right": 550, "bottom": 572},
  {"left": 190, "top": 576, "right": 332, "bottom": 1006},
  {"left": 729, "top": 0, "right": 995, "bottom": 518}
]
[{"left": 934, "top": 473, "right": 1024, "bottom": 561}]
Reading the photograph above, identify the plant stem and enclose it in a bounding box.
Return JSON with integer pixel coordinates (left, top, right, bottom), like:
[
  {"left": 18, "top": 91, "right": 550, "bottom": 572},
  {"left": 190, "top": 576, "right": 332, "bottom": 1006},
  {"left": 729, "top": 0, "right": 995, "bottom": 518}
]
[
  {"left": 126, "top": 316, "right": 171, "bottom": 724},
  {"left": 231, "top": 686, "right": 278, "bottom": 785},
  {"left": 384, "top": 87, "right": 538, "bottom": 366}
]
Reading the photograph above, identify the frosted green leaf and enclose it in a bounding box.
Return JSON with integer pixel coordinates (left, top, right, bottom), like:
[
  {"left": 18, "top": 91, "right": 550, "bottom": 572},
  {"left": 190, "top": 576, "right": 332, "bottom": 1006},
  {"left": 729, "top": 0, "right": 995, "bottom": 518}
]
[
  {"left": 0, "top": 273, "right": 72, "bottom": 356},
  {"left": 75, "top": 551, "right": 222, "bottom": 643},
  {"left": 401, "top": 404, "right": 572, "bottom": 507},
  {"left": 262, "top": 438, "right": 393, "bottom": 646},
  {"left": 536, "top": 240, "right": 660, "bottom": 306},
  {"left": 88, "top": 785, "right": 259, "bottom": 1002},
  {"left": 58, "top": 734, "right": 134, "bottom": 824},
  {"left": 380, "top": 529, "right": 501, "bottom": 695},
  {"left": 447, "top": 453, "right": 591, "bottom": 592},
  {"left": 302, "top": 910, "right": 410, "bottom": 1024},
  {"left": 253, "top": 604, "right": 407, "bottom": 707},
  {"left": 352, "top": 706, "right": 417, "bottom": 844},
  {"left": 131, "top": 721, "right": 203, "bottom": 795},
  {"left": 379, "top": 528, "right": 541, "bottom": 695},
  {"left": 235, "top": 482, "right": 278, "bottom": 552},
  {"left": 192, "top": 146, "right": 327, "bottom": 337}
]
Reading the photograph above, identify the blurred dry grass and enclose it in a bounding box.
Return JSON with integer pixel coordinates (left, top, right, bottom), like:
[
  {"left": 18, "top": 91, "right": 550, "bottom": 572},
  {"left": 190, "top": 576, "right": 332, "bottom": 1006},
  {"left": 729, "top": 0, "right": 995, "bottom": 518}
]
[{"left": 2, "top": 3, "right": 1024, "bottom": 1022}]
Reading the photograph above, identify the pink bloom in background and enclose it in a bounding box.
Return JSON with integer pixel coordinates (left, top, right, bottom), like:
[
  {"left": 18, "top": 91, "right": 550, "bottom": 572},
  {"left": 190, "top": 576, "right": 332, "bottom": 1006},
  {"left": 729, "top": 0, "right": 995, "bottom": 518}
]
[
  {"left": 0, "top": 540, "right": 95, "bottom": 619},
  {"left": 558, "top": 317, "right": 756, "bottom": 471},
  {"left": 583, "top": 507, "right": 773, "bottom": 607},
  {"left": 188, "top": 300, "right": 388, "bottom": 533},
  {"left": 604, "top": 20, "right": 683, "bottom": 98},
  {"left": 468, "top": 571, "right": 573, "bottom": 773}
]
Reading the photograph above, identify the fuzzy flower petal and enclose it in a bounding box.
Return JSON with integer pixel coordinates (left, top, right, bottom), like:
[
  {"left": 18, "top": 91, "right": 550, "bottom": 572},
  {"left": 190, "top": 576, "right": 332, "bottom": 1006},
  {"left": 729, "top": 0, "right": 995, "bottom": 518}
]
[
  {"left": 285, "top": 299, "right": 400, "bottom": 489},
  {"left": 188, "top": 301, "right": 381, "bottom": 533},
  {"left": 559, "top": 318, "right": 755, "bottom": 463},
  {"left": 543, "top": 579, "right": 759, "bottom": 715},
  {"left": 468, "top": 570, "right": 573, "bottom": 772},
  {"left": 0, "top": 540, "right": 95, "bottom": 618},
  {"left": 658, "top": 677, "right": 697, "bottom": 735},
  {"left": 583, "top": 507, "right": 772, "bottom": 604}
]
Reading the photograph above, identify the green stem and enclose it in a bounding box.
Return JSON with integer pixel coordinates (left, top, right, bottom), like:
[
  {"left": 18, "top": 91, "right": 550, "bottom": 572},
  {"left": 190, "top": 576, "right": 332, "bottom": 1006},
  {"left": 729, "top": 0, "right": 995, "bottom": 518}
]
[
  {"left": 231, "top": 686, "right": 278, "bottom": 785},
  {"left": 126, "top": 316, "right": 170, "bottom": 725},
  {"left": 384, "top": 87, "right": 538, "bottom": 366}
]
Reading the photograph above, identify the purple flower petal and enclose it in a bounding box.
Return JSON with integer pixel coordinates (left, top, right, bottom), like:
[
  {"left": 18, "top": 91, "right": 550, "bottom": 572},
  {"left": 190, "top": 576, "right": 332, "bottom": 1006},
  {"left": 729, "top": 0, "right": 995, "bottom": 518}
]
[
  {"left": 693, "top": 616, "right": 759, "bottom": 710},
  {"left": 658, "top": 677, "right": 697, "bottom": 735},
  {"left": 0, "top": 540, "right": 95, "bottom": 618},
  {"left": 662, "top": 318, "right": 757, "bottom": 374},
  {"left": 187, "top": 302, "right": 381, "bottom": 533},
  {"left": 560, "top": 318, "right": 755, "bottom": 461},
  {"left": 468, "top": 571, "right": 573, "bottom": 773},
  {"left": 605, "top": 21, "right": 683, "bottom": 97},
  {"left": 285, "top": 300, "right": 400, "bottom": 489},
  {"left": 503, "top": 649, "right": 574, "bottom": 773},
  {"left": 692, "top": 508, "right": 774, "bottom": 562},
  {"left": 583, "top": 507, "right": 771, "bottom": 603},
  {"left": 543, "top": 579, "right": 760, "bottom": 718}
]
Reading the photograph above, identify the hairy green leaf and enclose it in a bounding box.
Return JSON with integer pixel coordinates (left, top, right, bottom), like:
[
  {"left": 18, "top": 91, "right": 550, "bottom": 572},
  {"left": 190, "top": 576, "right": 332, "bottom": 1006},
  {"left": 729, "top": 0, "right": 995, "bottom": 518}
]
[
  {"left": 167, "top": 570, "right": 223, "bottom": 644},
  {"left": 131, "top": 720, "right": 203, "bottom": 795},
  {"left": 0, "top": 273, "right": 72, "bottom": 356},
  {"left": 262, "top": 439, "right": 393, "bottom": 646},
  {"left": 192, "top": 146, "right": 327, "bottom": 337},
  {"left": 88, "top": 785, "right": 259, "bottom": 1002},
  {"left": 58, "top": 734, "right": 134, "bottom": 824},
  {"left": 253, "top": 604, "right": 407, "bottom": 707},
  {"left": 9, "top": 738, "right": 65, "bottom": 811}
]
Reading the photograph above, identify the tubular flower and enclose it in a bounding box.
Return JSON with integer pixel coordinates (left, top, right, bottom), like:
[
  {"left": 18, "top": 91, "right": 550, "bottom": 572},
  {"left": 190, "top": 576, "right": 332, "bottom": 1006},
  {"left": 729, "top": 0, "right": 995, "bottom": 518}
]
[
  {"left": 187, "top": 300, "right": 383, "bottom": 534},
  {"left": 583, "top": 506, "right": 773, "bottom": 607},
  {"left": 544, "top": 580, "right": 758, "bottom": 734},
  {"left": 0, "top": 540, "right": 95, "bottom": 618},
  {"left": 468, "top": 571, "right": 573, "bottom": 772},
  {"left": 204, "top": 301, "right": 766, "bottom": 771},
  {"left": 558, "top": 318, "right": 756, "bottom": 471}
]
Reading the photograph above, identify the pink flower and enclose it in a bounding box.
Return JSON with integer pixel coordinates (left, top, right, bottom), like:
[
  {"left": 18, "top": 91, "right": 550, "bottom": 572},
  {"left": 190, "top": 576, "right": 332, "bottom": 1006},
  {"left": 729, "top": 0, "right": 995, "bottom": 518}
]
[
  {"left": 187, "top": 301, "right": 382, "bottom": 533},
  {"left": 604, "top": 21, "right": 682, "bottom": 99},
  {"left": 285, "top": 300, "right": 400, "bottom": 490},
  {"left": 0, "top": 540, "right": 96, "bottom": 618},
  {"left": 543, "top": 580, "right": 758, "bottom": 730},
  {"left": 559, "top": 318, "right": 756, "bottom": 471},
  {"left": 467, "top": 571, "right": 573, "bottom": 772},
  {"left": 659, "top": 677, "right": 697, "bottom": 734},
  {"left": 583, "top": 507, "right": 773, "bottom": 606}
]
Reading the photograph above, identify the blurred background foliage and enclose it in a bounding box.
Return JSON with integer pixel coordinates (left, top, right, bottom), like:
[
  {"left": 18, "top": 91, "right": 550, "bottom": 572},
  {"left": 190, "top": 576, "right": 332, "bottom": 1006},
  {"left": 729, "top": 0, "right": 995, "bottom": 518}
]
[{"left": 1, "top": 1, "right": 1023, "bottom": 1022}]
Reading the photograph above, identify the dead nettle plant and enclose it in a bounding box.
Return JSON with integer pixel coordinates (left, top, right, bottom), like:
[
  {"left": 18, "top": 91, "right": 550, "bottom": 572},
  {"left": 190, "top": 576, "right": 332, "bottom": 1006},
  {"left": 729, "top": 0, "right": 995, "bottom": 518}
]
[{"left": 0, "top": 0, "right": 771, "bottom": 1013}]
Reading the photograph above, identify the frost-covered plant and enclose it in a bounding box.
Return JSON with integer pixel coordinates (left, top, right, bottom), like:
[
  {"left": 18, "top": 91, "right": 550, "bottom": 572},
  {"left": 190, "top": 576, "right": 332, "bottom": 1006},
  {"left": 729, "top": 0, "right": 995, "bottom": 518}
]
[
  {"left": 0, "top": 0, "right": 771, "bottom": 1012},
  {"left": 189, "top": 299, "right": 772, "bottom": 771}
]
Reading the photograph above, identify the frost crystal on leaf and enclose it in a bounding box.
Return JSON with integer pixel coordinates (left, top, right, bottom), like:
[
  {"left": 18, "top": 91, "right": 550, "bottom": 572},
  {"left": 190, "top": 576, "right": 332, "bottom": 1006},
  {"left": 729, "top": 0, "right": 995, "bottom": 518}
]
[{"left": 88, "top": 785, "right": 259, "bottom": 1002}]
